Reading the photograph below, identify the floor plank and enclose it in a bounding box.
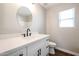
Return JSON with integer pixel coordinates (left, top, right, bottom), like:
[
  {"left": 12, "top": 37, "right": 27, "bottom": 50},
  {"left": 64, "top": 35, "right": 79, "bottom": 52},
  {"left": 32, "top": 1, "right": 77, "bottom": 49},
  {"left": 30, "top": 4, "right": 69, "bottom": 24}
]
[{"left": 49, "top": 49, "right": 74, "bottom": 56}]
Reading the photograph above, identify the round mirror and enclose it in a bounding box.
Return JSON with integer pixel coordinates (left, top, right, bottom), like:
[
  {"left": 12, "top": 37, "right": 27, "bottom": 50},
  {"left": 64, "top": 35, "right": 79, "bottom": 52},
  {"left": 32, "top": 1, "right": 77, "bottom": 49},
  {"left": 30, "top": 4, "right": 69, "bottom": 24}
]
[{"left": 16, "top": 7, "right": 32, "bottom": 28}]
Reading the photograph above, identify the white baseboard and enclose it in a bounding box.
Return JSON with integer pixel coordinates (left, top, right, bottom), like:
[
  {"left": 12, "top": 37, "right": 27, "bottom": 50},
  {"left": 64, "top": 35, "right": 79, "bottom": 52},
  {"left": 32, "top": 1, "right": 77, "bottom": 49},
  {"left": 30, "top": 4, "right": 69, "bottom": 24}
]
[{"left": 55, "top": 47, "right": 79, "bottom": 56}]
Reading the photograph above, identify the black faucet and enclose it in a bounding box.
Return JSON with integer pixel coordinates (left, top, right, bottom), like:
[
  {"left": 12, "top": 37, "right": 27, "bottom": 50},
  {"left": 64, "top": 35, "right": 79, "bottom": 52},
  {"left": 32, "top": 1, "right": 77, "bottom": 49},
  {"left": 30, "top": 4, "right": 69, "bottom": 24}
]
[{"left": 26, "top": 28, "right": 31, "bottom": 36}]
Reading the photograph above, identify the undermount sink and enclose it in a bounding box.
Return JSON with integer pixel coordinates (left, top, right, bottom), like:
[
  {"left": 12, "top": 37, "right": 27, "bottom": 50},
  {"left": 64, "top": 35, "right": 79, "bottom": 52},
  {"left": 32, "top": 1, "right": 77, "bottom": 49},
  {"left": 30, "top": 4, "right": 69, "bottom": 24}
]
[
  {"left": 23, "top": 34, "right": 44, "bottom": 40},
  {"left": 24, "top": 34, "right": 39, "bottom": 39}
]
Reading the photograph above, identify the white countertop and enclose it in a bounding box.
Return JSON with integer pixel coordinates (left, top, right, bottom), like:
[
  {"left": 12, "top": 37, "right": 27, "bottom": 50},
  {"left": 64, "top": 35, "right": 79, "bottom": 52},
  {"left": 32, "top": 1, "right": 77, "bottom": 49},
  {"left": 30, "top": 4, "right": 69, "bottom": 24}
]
[{"left": 0, "top": 34, "right": 49, "bottom": 55}]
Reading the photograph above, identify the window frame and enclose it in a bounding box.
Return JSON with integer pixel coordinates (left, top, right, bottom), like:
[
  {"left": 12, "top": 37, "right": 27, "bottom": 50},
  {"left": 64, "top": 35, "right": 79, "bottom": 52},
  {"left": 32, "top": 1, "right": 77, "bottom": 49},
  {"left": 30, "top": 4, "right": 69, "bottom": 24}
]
[{"left": 59, "top": 8, "right": 75, "bottom": 28}]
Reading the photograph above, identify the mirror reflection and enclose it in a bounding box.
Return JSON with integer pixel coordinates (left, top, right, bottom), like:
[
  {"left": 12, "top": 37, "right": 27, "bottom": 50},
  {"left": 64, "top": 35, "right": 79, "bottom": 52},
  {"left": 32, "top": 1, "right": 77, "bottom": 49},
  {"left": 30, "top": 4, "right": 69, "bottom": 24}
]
[{"left": 16, "top": 7, "right": 32, "bottom": 28}]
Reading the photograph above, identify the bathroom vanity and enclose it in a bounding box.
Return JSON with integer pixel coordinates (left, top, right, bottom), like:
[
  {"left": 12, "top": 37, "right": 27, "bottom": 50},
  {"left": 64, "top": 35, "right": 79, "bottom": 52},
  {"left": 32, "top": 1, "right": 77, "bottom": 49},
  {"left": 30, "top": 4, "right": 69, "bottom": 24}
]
[{"left": 0, "top": 34, "right": 49, "bottom": 56}]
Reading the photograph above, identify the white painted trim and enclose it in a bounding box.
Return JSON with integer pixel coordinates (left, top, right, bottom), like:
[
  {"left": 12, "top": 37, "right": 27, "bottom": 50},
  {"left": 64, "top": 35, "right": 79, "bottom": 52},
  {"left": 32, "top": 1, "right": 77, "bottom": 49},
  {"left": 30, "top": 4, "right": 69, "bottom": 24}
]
[{"left": 55, "top": 47, "right": 79, "bottom": 56}]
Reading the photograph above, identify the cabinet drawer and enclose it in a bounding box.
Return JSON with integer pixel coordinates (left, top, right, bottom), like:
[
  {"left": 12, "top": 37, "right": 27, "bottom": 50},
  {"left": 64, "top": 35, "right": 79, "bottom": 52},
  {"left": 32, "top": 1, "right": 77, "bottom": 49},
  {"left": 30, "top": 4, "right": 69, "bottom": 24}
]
[
  {"left": 2, "top": 49, "right": 18, "bottom": 56},
  {"left": 8, "top": 51, "right": 18, "bottom": 56},
  {"left": 2, "top": 47, "right": 26, "bottom": 56}
]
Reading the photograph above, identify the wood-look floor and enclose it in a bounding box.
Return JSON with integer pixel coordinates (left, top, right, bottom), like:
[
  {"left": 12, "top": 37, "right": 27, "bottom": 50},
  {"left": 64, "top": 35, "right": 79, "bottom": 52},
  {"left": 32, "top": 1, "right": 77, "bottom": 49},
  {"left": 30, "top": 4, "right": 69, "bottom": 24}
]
[{"left": 49, "top": 49, "right": 74, "bottom": 56}]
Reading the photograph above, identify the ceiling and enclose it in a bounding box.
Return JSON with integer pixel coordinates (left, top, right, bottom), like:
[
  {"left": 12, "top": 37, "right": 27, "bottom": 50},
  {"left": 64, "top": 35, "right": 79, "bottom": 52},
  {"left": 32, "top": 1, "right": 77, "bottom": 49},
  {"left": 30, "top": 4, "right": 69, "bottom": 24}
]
[{"left": 39, "top": 3, "right": 59, "bottom": 9}]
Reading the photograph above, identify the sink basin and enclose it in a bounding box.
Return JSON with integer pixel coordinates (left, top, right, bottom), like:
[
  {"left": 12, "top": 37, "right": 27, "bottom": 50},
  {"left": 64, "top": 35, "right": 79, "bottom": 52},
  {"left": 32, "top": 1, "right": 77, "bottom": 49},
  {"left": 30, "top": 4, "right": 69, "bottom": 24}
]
[{"left": 23, "top": 34, "right": 43, "bottom": 40}]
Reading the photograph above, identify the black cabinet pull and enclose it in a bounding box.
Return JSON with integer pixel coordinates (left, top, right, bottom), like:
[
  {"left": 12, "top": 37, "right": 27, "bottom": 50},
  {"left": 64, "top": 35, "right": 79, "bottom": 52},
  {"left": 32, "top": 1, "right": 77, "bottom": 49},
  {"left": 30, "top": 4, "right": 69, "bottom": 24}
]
[
  {"left": 39, "top": 49, "right": 41, "bottom": 55},
  {"left": 19, "top": 54, "right": 23, "bottom": 56},
  {"left": 37, "top": 49, "right": 41, "bottom": 56}
]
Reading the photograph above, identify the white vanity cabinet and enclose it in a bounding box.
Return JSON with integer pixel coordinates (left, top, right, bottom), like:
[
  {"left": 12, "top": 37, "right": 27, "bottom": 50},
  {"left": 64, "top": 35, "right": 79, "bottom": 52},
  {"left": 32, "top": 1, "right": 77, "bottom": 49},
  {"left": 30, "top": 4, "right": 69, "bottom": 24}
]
[
  {"left": 27, "top": 37, "right": 49, "bottom": 56},
  {"left": 0, "top": 34, "right": 49, "bottom": 56},
  {"left": 1, "top": 47, "right": 27, "bottom": 56}
]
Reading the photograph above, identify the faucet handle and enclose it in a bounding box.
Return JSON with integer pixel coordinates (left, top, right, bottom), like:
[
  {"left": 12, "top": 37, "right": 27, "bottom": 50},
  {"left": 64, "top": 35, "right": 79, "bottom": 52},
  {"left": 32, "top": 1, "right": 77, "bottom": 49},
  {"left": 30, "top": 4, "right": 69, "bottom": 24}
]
[
  {"left": 29, "top": 33, "right": 31, "bottom": 36},
  {"left": 22, "top": 33, "right": 26, "bottom": 37}
]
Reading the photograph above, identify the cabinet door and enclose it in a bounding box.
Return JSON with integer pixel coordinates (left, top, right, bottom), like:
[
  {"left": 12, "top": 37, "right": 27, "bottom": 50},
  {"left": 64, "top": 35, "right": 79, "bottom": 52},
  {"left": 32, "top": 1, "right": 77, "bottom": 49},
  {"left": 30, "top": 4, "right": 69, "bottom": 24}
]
[
  {"left": 27, "top": 38, "right": 49, "bottom": 56},
  {"left": 27, "top": 40, "right": 44, "bottom": 56},
  {"left": 27, "top": 44, "right": 41, "bottom": 56},
  {"left": 41, "top": 45, "right": 49, "bottom": 56},
  {"left": 41, "top": 38, "right": 49, "bottom": 56}
]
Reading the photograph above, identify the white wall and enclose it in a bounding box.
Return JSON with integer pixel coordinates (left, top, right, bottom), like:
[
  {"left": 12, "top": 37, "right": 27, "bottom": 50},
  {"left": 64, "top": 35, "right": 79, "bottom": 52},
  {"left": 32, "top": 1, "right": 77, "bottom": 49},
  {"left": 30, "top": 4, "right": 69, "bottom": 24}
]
[
  {"left": 0, "top": 4, "right": 4, "bottom": 33},
  {"left": 46, "top": 3, "right": 79, "bottom": 53},
  {"left": 0, "top": 3, "right": 23, "bottom": 34},
  {"left": 0, "top": 3, "right": 46, "bottom": 34},
  {"left": 31, "top": 4, "right": 46, "bottom": 34}
]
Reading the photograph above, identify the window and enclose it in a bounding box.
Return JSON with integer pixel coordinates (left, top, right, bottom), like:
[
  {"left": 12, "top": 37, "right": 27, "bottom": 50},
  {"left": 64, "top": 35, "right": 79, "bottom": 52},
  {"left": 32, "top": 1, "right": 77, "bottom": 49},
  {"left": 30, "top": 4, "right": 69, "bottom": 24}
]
[{"left": 59, "top": 8, "right": 75, "bottom": 27}]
